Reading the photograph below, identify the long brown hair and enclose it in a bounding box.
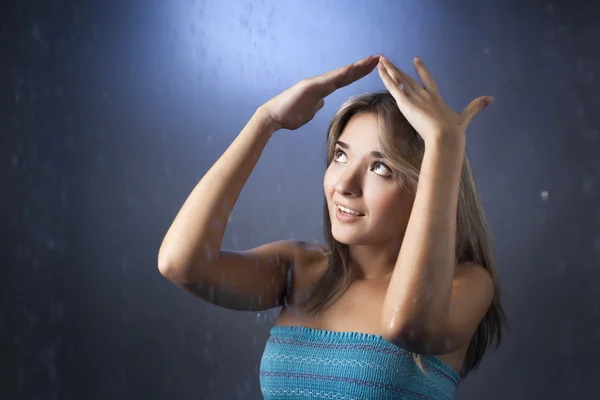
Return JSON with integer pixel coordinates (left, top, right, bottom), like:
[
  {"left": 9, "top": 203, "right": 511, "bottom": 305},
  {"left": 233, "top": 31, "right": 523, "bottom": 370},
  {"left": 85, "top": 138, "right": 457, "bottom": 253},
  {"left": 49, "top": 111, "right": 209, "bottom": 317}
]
[{"left": 298, "top": 91, "right": 508, "bottom": 379}]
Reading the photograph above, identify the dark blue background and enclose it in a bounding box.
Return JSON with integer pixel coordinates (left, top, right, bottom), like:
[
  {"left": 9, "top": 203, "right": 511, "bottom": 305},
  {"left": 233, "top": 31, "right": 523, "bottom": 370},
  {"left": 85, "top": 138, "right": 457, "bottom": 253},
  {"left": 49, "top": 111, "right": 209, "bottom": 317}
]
[{"left": 2, "top": 0, "right": 600, "bottom": 398}]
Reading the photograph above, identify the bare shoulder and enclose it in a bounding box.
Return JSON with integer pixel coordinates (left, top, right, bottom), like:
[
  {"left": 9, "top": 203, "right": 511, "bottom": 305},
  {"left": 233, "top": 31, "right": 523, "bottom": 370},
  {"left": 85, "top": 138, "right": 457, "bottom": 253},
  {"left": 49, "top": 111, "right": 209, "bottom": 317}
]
[
  {"left": 285, "top": 240, "right": 329, "bottom": 305},
  {"left": 294, "top": 240, "right": 327, "bottom": 259},
  {"left": 292, "top": 241, "right": 329, "bottom": 273}
]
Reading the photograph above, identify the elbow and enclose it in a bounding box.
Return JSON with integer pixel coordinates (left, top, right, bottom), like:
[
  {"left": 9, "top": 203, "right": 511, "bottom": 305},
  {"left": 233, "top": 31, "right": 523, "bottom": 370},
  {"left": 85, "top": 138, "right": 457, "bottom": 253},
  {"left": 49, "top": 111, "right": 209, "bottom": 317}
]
[
  {"left": 382, "top": 328, "right": 437, "bottom": 355},
  {"left": 158, "top": 255, "right": 178, "bottom": 280},
  {"left": 158, "top": 242, "right": 215, "bottom": 284},
  {"left": 157, "top": 256, "right": 175, "bottom": 279},
  {"left": 157, "top": 247, "right": 188, "bottom": 282},
  {"left": 381, "top": 317, "right": 439, "bottom": 355}
]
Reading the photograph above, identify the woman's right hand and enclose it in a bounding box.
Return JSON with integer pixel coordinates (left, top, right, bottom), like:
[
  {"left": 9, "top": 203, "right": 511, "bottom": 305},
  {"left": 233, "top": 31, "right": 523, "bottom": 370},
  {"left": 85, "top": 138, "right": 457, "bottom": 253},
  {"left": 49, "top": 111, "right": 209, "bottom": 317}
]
[{"left": 260, "top": 55, "right": 380, "bottom": 131}]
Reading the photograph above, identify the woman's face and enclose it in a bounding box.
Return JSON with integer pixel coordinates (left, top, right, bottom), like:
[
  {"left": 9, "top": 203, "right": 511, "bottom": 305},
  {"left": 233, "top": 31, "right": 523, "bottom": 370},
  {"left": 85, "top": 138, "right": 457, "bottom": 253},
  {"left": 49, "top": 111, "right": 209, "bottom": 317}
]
[{"left": 324, "top": 111, "right": 414, "bottom": 247}]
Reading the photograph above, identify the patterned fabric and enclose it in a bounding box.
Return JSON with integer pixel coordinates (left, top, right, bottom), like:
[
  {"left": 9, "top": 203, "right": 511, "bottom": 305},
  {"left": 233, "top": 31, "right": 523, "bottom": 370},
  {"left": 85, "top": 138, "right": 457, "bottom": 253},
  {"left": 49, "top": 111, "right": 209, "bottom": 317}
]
[{"left": 260, "top": 326, "right": 459, "bottom": 400}]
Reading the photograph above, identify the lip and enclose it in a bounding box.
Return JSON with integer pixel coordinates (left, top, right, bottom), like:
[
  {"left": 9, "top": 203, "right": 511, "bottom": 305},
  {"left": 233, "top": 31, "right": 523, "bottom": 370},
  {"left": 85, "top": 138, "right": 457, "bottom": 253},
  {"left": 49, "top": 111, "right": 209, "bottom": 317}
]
[
  {"left": 334, "top": 201, "right": 365, "bottom": 216},
  {"left": 333, "top": 201, "right": 365, "bottom": 224},
  {"left": 335, "top": 206, "right": 364, "bottom": 223}
]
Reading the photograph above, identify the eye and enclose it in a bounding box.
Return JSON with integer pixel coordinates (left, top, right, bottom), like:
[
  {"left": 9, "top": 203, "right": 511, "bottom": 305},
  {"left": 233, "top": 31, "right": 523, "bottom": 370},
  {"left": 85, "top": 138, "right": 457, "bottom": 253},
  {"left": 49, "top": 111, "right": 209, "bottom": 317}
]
[
  {"left": 333, "top": 149, "right": 347, "bottom": 162},
  {"left": 372, "top": 162, "right": 392, "bottom": 177}
]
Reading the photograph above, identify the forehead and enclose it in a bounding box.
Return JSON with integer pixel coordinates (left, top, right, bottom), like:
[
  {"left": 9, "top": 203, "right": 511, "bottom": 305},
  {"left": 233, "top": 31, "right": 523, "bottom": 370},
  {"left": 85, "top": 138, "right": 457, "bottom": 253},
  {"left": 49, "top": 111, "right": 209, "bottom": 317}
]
[{"left": 338, "top": 112, "right": 380, "bottom": 151}]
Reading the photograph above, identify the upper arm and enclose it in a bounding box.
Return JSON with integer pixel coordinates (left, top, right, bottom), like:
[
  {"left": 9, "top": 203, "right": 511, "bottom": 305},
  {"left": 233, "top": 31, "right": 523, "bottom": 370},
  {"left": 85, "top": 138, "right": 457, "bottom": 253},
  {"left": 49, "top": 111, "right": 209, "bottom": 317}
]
[
  {"left": 430, "top": 262, "right": 494, "bottom": 354},
  {"left": 162, "top": 240, "right": 316, "bottom": 311},
  {"left": 390, "top": 262, "right": 495, "bottom": 355}
]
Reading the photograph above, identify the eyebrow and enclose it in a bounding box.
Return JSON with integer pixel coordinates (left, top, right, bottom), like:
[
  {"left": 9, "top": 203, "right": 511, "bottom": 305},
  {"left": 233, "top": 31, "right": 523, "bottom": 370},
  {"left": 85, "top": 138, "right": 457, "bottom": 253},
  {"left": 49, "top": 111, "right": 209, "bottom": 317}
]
[{"left": 335, "top": 140, "right": 385, "bottom": 159}]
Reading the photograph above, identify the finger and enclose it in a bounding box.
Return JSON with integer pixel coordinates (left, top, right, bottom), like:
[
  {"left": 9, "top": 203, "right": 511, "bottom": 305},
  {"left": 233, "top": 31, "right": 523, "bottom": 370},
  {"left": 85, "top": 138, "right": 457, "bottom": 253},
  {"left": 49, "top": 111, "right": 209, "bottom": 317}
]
[
  {"left": 459, "top": 96, "right": 493, "bottom": 125},
  {"left": 378, "top": 61, "right": 414, "bottom": 111},
  {"left": 379, "top": 60, "right": 416, "bottom": 97},
  {"left": 337, "top": 55, "right": 380, "bottom": 86},
  {"left": 319, "top": 63, "right": 352, "bottom": 81},
  {"left": 380, "top": 56, "right": 421, "bottom": 94},
  {"left": 314, "top": 55, "right": 379, "bottom": 96},
  {"left": 321, "top": 55, "right": 377, "bottom": 80},
  {"left": 413, "top": 57, "right": 440, "bottom": 95}
]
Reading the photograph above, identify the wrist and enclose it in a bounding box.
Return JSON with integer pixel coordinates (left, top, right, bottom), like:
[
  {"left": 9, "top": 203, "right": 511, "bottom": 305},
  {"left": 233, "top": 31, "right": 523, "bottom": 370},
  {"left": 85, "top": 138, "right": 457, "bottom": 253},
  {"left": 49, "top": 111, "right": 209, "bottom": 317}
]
[
  {"left": 424, "top": 134, "right": 466, "bottom": 168},
  {"left": 254, "top": 106, "right": 282, "bottom": 136},
  {"left": 425, "top": 132, "right": 466, "bottom": 152}
]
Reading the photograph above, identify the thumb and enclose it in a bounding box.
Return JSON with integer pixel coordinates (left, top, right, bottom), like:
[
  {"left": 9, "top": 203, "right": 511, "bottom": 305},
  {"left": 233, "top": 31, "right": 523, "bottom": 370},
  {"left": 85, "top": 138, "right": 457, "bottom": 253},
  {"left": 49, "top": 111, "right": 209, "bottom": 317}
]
[
  {"left": 314, "top": 98, "right": 325, "bottom": 113},
  {"left": 460, "top": 96, "right": 493, "bottom": 126}
]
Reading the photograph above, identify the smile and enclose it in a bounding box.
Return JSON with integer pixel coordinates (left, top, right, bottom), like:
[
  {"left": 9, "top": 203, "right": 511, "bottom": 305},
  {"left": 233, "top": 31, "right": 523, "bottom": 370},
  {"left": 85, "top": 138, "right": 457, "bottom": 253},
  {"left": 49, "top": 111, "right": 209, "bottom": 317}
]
[{"left": 337, "top": 204, "right": 365, "bottom": 216}]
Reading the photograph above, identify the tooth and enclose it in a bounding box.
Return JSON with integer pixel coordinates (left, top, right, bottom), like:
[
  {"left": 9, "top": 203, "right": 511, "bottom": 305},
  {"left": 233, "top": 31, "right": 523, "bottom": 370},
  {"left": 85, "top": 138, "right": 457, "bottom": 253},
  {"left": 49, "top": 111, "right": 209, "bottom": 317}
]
[{"left": 338, "top": 205, "right": 359, "bottom": 215}]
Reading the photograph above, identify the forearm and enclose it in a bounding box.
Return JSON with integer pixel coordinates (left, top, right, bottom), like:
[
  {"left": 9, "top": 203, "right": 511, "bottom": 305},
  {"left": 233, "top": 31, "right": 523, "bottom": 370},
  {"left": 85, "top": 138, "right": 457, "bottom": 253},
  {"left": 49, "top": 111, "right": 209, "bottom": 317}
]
[
  {"left": 158, "top": 107, "right": 279, "bottom": 277},
  {"left": 382, "top": 137, "right": 465, "bottom": 334}
]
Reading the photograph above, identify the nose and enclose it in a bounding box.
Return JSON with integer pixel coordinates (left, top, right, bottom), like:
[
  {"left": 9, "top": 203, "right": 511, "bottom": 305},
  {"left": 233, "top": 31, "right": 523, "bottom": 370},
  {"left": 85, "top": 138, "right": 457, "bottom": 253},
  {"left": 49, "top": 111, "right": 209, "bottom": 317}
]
[{"left": 334, "top": 168, "right": 362, "bottom": 197}]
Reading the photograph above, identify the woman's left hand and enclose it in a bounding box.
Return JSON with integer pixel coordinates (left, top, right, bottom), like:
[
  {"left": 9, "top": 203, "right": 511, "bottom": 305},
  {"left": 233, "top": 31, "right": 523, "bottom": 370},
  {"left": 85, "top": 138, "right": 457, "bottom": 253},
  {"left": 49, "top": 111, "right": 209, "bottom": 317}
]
[{"left": 377, "top": 55, "right": 493, "bottom": 145}]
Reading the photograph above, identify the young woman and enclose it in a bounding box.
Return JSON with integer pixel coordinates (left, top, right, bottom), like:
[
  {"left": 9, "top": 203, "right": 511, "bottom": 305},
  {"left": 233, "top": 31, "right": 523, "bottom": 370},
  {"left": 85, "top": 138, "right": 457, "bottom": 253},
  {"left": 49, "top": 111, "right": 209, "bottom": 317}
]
[{"left": 158, "top": 54, "right": 508, "bottom": 399}]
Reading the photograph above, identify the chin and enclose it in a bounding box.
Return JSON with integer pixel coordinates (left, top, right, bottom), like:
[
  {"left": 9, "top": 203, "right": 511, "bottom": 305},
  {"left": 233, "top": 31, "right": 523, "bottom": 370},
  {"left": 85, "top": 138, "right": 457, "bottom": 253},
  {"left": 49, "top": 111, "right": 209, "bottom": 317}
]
[{"left": 330, "top": 223, "right": 366, "bottom": 246}]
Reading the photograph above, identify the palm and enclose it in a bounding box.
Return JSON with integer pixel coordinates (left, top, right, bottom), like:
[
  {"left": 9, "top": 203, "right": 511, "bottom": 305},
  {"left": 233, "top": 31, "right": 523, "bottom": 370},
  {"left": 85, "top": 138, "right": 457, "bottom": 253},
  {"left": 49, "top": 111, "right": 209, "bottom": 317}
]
[{"left": 267, "top": 84, "right": 325, "bottom": 130}]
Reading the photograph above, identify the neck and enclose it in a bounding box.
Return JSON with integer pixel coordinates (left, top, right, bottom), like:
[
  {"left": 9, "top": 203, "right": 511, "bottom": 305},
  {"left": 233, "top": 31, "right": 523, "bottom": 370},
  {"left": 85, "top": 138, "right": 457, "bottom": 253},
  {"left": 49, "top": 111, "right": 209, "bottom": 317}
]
[{"left": 347, "top": 241, "right": 402, "bottom": 280}]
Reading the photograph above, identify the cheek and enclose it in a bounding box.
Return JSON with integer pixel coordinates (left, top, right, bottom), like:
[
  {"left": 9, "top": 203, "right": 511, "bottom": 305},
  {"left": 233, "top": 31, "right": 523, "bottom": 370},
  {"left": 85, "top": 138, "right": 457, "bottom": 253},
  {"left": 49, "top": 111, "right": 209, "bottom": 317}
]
[
  {"left": 323, "top": 167, "right": 336, "bottom": 196},
  {"left": 369, "top": 198, "right": 395, "bottom": 219},
  {"left": 366, "top": 187, "right": 407, "bottom": 220},
  {"left": 323, "top": 175, "right": 332, "bottom": 202}
]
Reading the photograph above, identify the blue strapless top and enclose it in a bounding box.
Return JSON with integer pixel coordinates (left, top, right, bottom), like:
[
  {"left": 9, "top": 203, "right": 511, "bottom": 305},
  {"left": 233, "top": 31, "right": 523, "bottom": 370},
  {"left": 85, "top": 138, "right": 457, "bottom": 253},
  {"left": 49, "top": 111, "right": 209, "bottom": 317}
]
[{"left": 260, "top": 326, "right": 460, "bottom": 400}]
